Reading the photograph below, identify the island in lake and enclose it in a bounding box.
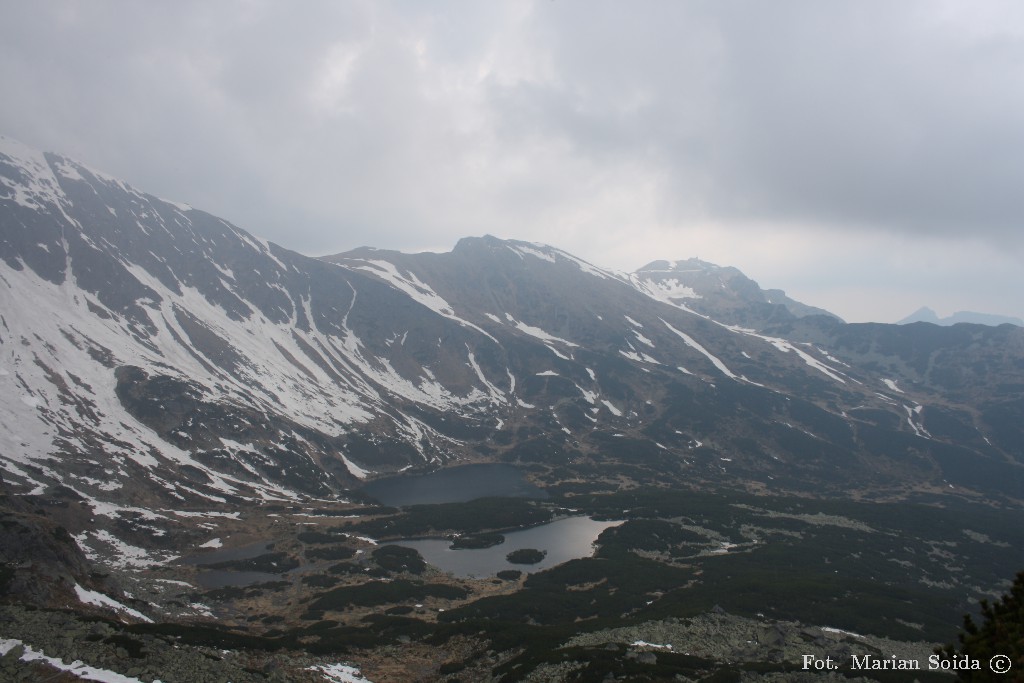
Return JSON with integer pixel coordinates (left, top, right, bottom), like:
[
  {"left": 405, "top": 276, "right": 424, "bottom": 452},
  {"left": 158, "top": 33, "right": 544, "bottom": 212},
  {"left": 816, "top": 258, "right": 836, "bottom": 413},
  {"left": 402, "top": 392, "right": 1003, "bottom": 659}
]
[{"left": 506, "top": 548, "right": 546, "bottom": 565}]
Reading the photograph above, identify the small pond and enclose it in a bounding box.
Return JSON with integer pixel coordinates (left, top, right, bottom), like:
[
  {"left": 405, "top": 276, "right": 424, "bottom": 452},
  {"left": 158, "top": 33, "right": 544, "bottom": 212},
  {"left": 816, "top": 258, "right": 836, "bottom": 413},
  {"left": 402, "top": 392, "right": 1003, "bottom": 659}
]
[
  {"left": 180, "top": 540, "right": 271, "bottom": 566},
  {"left": 359, "top": 463, "right": 548, "bottom": 506},
  {"left": 193, "top": 569, "right": 281, "bottom": 589},
  {"left": 181, "top": 541, "right": 282, "bottom": 588},
  {"left": 394, "top": 516, "right": 622, "bottom": 578}
]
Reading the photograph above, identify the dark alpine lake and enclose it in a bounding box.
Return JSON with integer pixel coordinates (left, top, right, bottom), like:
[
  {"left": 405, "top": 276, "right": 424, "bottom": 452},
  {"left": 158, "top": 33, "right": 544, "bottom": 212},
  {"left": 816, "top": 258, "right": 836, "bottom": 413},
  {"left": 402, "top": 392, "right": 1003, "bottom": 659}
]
[{"left": 359, "top": 463, "right": 548, "bottom": 506}]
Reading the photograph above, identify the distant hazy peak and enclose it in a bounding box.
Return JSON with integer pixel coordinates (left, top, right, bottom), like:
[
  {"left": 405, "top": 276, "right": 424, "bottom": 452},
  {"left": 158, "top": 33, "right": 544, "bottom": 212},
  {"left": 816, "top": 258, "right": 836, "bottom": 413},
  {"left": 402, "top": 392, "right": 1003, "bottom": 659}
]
[
  {"left": 898, "top": 307, "right": 941, "bottom": 324},
  {"left": 638, "top": 257, "right": 713, "bottom": 270},
  {"left": 898, "top": 307, "right": 1023, "bottom": 327}
]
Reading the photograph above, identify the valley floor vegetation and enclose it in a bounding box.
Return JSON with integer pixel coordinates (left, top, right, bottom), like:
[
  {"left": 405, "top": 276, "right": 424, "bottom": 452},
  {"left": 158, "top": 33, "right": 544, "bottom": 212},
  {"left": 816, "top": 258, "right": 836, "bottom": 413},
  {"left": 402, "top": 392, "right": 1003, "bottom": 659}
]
[{"left": 2, "top": 467, "right": 1021, "bottom": 682}]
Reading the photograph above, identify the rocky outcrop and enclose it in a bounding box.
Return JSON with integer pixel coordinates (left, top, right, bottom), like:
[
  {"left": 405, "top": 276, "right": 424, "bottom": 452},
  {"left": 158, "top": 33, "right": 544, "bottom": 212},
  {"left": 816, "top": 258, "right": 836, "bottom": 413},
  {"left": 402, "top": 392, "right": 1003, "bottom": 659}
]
[
  {"left": 0, "top": 472, "right": 121, "bottom": 610},
  {"left": 0, "top": 604, "right": 332, "bottom": 682}
]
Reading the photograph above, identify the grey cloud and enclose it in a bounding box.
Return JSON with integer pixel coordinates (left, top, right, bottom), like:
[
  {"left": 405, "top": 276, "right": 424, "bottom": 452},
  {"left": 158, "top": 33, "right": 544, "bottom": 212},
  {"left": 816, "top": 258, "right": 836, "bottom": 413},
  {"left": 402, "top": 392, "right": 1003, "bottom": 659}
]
[
  {"left": 0, "top": 1, "right": 1021, "bottom": 321},
  {"left": 480, "top": 1, "right": 1024, "bottom": 242},
  {"left": 704, "top": 2, "right": 1024, "bottom": 238}
]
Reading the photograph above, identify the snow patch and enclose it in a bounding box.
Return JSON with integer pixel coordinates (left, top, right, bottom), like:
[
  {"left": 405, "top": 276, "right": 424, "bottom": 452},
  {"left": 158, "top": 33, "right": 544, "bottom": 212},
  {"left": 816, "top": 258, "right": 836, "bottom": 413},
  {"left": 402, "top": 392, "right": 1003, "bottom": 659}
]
[
  {"left": 309, "top": 662, "right": 374, "bottom": 682},
  {"left": 601, "top": 400, "right": 623, "bottom": 417},
  {"left": 545, "top": 344, "right": 573, "bottom": 360},
  {"left": 632, "top": 640, "right": 673, "bottom": 650},
  {"left": 822, "top": 627, "right": 865, "bottom": 639},
  {"left": 504, "top": 313, "right": 578, "bottom": 347},
  {"left": 882, "top": 378, "right": 903, "bottom": 393},
  {"left": 76, "top": 530, "right": 178, "bottom": 570},
  {"left": 575, "top": 384, "right": 598, "bottom": 404},
  {"left": 619, "top": 349, "right": 660, "bottom": 365},
  {"left": 632, "top": 331, "right": 655, "bottom": 348},
  {"left": 0, "top": 638, "right": 152, "bottom": 683},
  {"left": 74, "top": 584, "right": 152, "bottom": 623},
  {"left": 631, "top": 275, "right": 702, "bottom": 306},
  {"left": 340, "top": 453, "right": 372, "bottom": 480}
]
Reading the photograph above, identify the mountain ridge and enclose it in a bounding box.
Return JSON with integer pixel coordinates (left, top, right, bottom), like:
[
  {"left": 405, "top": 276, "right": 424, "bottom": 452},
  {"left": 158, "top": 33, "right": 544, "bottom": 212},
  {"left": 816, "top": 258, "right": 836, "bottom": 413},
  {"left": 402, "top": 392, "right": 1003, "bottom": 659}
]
[{"left": 2, "top": 135, "right": 1023, "bottom": 515}]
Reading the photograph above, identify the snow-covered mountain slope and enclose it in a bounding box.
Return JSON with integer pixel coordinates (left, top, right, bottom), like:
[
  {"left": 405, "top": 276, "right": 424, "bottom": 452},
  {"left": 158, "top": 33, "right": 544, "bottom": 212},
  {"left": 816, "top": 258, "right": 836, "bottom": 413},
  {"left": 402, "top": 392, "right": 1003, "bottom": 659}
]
[
  {"left": 0, "top": 136, "right": 517, "bottom": 507},
  {"left": 326, "top": 238, "right": 1024, "bottom": 501},
  {"left": 2, "top": 136, "right": 1023, "bottom": 513}
]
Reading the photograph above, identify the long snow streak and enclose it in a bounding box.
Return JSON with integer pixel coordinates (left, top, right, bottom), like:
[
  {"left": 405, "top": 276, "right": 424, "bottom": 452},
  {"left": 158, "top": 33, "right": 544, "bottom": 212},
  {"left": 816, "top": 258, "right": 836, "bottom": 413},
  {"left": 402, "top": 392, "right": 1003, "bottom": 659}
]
[
  {"left": 343, "top": 259, "right": 498, "bottom": 342},
  {"left": 505, "top": 242, "right": 617, "bottom": 280},
  {"left": 504, "top": 313, "right": 578, "bottom": 347},
  {"left": 466, "top": 347, "right": 507, "bottom": 403},
  {"left": 661, "top": 320, "right": 738, "bottom": 379},
  {"left": 720, "top": 323, "right": 850, "bottom": 385}
]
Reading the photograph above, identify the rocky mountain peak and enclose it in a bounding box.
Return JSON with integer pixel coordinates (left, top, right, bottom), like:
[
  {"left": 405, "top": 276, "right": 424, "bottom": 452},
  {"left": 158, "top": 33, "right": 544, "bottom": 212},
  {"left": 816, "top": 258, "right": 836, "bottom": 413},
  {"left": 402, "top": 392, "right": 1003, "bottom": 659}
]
[{"left": 631, "top": 257, "right": 841, "bottom": 329}]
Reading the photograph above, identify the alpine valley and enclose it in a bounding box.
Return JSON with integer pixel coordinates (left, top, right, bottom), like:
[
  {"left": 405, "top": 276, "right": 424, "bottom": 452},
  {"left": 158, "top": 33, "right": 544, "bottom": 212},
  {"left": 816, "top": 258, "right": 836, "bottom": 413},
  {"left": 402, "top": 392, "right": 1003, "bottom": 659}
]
[{"left": 1, "top": 136, "right": 1021, "bottom": 682}]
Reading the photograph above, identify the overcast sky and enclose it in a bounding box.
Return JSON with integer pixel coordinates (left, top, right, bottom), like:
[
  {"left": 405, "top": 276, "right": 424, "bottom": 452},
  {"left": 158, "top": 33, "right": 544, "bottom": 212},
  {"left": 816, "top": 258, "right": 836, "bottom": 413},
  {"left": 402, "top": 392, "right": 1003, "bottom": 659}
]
[{"left": 2, "top": 1, "right": 1022, "bottom": 323}]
